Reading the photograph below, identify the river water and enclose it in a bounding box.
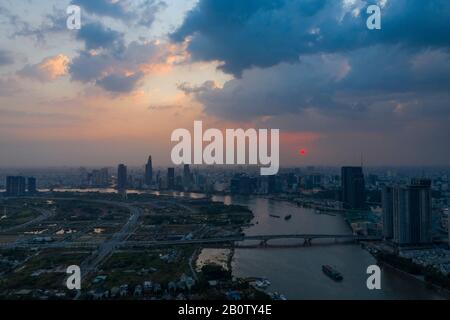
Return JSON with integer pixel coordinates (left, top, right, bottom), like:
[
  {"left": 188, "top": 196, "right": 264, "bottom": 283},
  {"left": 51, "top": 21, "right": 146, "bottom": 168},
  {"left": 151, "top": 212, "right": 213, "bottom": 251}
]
[
  {"left": 50, "top": 188, "right": 449, "bottom": 299},
  {"left": 205, "top": 195, "right": 450, "bottom": 300}
]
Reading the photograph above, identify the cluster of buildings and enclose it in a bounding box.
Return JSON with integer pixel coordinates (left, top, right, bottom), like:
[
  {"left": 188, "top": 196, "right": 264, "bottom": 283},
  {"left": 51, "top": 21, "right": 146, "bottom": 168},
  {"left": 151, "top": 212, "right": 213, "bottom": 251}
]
[
  {"left": 5, "top": 176, "right": 37, "bottom": 196},
  {"left": 88, "top": 274, "right": 196, "bottom": 300},
  {"left": 87, "top": 168, "right": 110, "bottom": 187},
  {"left": 399, "top": 249, "right": 450, "bottom": 276},
  {"left": 2, "top": 161, "right": 449, "bottom": 250},
  {"left": 116, "top": 156, "right": 204, "bottom": 192},
  {"left": 338, "top": 167, "right": 449, "bottom": 249}
]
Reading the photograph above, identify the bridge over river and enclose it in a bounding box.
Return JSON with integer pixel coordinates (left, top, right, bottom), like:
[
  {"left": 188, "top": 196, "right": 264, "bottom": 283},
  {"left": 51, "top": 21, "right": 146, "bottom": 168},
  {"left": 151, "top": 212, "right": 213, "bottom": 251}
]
[
  {"left": 2, "top": 233, "right": 381, "bottom": 249},
  {"left": 123, "top": 234, "right": 381, "bottom": 248}
]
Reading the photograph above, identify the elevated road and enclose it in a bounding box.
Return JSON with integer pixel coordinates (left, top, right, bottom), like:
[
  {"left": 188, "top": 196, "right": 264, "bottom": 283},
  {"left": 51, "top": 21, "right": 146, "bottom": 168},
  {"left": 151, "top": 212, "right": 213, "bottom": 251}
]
[{"left": 1, "top": 233, "right": 381, "bottom": 249}]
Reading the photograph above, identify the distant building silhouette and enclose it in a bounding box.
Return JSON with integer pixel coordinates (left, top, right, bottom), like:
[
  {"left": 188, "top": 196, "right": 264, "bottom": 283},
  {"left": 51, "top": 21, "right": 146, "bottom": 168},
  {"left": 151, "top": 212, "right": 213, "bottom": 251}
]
[
  {"left": 230, "top": 174, "right": 256, "bottom": 195},
  {"left": 6, "top": 176, "right": 26, "bottom": 196},
  {"left": 382, "top": 185, "right": 394, "bottom": 240},
  {"left": 341, "top": 166, "right": 366, "bottom": 210},
  {"left": 91, "top": 168, "right": 109, "bottom": 186},
  {"left": 383, "top": 179, "right": 432, "bottom": 246},
  {"left": 145, "top": 156, "right": 153, "bottom": 186},
  {"left": 183, "top": 164, "right": 191, "bottom": 190},
  {"left": 167, "top": 168, "right": 175, "bottom": 190},
  {"left": 117, "top": 164, "right": 127, "bottom": 190},
  {"left": 27, "top": 177, "right": 37, "bottom": 194},
  {"left": 268, "top": 175, "right": 277, "bottom": 194}
]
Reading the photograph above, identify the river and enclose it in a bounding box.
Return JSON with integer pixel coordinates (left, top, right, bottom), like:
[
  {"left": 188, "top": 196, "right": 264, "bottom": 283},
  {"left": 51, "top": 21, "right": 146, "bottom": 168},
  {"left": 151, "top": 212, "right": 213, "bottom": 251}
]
[
  {"left": 204, "top": 195, "right": 450, "bottom": 300},
  {"left": 46, "top": 188, "right": 450, "bottom": 299}
]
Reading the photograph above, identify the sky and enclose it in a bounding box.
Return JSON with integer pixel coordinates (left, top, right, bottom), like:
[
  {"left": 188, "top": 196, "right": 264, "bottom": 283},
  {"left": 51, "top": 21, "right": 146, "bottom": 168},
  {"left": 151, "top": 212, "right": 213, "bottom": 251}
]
[{"left": 0, "top": 0, "right": 449, "bottom": 168}]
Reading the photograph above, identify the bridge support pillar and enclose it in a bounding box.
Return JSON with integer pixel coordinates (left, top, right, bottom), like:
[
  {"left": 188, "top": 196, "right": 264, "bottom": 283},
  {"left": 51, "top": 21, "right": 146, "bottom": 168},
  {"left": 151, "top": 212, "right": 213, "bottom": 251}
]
[
  {"left": 260, "top": 240, "right": 268, "bottom": 247},
  {"left": 303, "top": 238, "right": 312, "bottom": 246}
]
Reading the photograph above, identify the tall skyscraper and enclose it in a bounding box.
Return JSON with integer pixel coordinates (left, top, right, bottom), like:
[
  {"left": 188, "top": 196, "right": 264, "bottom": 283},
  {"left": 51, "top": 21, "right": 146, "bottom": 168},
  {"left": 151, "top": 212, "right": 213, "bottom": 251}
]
[
  {"left": 117, "top": 164, "right": 127, "bottom": 190},
  {"left": 386, "top": 179, "right": 432, "bottom": 246},
  {"left": 382, "top": 185, "right": 394, "bottom": 240},
  {"left": 6, "top": 176, "right": 26, "bottom": 196},
  {"left": 144, "top": 156, "right": 153, "bottom": 186},
  {"left": 167, "top": 168, "right": 175, "bottom": 190},
  {"left": 407, "top": 178, "right": 432, "bottom": 245},
  {"left": 341, "top": 166, "right": 366, "bottom": 210},
  {"left": 27, "top": 177, "right": 37, "bottom": 194}
]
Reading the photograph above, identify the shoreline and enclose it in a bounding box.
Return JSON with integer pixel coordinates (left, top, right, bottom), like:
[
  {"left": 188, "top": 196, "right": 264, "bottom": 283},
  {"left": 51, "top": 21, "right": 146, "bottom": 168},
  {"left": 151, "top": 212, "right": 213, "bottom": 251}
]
[{"left": 377, "top": 260, "right": 450, "bottom": 297}]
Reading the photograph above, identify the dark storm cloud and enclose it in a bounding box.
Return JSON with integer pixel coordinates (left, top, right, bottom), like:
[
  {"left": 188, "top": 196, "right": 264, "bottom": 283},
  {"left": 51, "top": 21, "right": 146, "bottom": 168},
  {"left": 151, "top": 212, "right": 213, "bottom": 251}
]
[
  {"left": 171, "top": 0, "right": 450, "bottom": 122},
  {"left": 171, "top": 0, "right": 450, "bottom": 76},
  {"left": 190, "top": 47, "right": 450, "bottom": 121}
]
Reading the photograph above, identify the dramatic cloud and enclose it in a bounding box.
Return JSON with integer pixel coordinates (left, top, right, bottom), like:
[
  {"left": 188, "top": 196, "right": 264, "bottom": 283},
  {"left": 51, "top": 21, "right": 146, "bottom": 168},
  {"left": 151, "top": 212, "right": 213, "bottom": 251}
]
[
  {"left": 185, "top": 47, "right": 450, "bottom": 120},
  {"left": 172, "top": 0, "right": 450, "bottom": 127},
  {"left": 170, "top": 0, "right": 450, "bottom": 167},
  {"left": 18, "top": 54, "right": 70, "bottom": 82},
  {"left": 171, "top": 0, "right": 450, "bottom": 76},
  {"left": 70, "top": 39, "right": 180, "bottom": 93}
]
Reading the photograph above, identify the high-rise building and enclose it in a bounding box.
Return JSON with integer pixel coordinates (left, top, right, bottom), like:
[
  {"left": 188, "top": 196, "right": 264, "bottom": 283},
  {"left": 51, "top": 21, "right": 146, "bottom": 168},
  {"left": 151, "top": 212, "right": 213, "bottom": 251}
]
[
  {"left": 27, "top": 177, "right": 37, "bottom": 194},
  {"left": 407, "top": 178, "right": 432, "bottom": 245},
  {"left": 341, "top": 166, "right": 366, "bottom": 210},
  {"left": 6, "top": 176, "right": 26, "bottom": 196},
  {"left": 183, "top": 164, "right": 191, "bottom": 190},
  {"left": 144, "top": 156, "right": 153, "bottom": 186},
  {"left": 386, "top": 179, "right": 432, "bottom": 246},
  {"left": 382, "top": 185, "right": 394, "bottom": 240},
  {"left": 167, "top": 168, "right": 175, "bottom": 190},
  {"left": 117, "top": 164, "right": 127, "bottom": 190}
]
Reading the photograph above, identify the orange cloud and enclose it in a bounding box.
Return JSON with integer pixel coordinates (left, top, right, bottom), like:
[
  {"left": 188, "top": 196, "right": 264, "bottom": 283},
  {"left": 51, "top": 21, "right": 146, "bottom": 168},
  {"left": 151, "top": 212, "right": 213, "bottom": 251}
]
[
  {"left": 39, "top": 54, "right": 70, "bottom": 80},
  {"left": 18, "top": 54, "right": 70, "bottom": 81}
]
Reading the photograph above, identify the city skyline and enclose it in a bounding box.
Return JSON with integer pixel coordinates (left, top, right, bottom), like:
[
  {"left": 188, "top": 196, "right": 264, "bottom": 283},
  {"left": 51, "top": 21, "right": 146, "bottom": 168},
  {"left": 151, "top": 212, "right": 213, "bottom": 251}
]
[
  {"left": 1, "top": 0, "right": 450, "bottom": 167},
  {"left": 1, "top": 0, "right": 450, "bottom": 306}
]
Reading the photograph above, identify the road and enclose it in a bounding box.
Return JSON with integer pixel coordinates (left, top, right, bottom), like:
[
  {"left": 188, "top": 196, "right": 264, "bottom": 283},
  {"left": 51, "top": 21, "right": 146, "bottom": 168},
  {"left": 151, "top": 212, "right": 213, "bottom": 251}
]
[
  {"left": 79, "top": 202, "right": 142, "bottom": 279},
  {"left": 0, "top": 207, "right": 54, "bottom": 233}
]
